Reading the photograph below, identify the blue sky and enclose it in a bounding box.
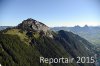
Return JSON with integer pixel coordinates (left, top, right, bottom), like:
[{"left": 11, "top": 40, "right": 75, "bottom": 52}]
[{"left": 0, "top": 0, "right": 100, "bottom": 27}]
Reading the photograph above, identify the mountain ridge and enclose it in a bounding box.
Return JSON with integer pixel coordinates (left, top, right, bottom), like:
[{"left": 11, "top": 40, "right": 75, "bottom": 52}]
[
  {"left": 0, "top": 18, "right": 96, "bottom": 66},
  {"left": 51, "top": 26, "right": 100, "bottom": 45},
  {"left": 17, "top": 18, "right": 49, "bottom": 32}
]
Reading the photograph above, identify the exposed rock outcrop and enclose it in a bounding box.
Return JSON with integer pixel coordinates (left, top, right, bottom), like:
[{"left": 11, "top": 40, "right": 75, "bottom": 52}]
[
  {"left": 17, "top": 18, "right": 53, "bottom": 38},
  {"left": 18, "top": 18, "right": 49, "bottom": 32}
]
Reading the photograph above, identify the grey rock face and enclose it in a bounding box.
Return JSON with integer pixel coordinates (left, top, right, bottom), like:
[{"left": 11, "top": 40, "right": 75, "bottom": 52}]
[
  {"left": 17, "top": 18, "right": 53, "bottom": 38},
  {"left": 18, "top": 18, "right": 49, "bottom": 32}
]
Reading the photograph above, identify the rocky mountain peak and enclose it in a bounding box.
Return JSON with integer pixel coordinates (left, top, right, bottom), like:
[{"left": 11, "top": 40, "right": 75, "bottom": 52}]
[
  {"left": 84, "top": 25, "right": 88, "bottom": 27},
  {"left": 17, "top": 18, "right": 49, "bottom": 32},
  {"left": 17, "top": 18, "right": 53, "bottom": 38}
]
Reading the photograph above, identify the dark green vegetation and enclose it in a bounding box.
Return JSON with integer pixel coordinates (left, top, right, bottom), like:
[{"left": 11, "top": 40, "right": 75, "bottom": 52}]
[
  {"left": 0, "top": 19, "right": 96, "bottom": 66},
  {"left": 0, "top": 30, "right": 95, "bottom": 66},
  {"left": 0, "top": 34, "right": 43, "bottom": 66},
  {"left": 52, "top": 25, "right": 100, "bottom": 66}
]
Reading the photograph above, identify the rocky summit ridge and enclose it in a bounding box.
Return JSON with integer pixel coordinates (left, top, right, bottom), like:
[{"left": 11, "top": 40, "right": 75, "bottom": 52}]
[
  {"left": 17, "top": 18, "right": 53, "bottom": 38},
  {"left": 17, "top": 18, "right": 49, "bottom": 33}
]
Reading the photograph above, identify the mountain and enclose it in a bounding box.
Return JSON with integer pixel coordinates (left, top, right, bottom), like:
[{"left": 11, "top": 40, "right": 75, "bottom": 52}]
[
  {"left": 52, "top": 26, "right": 100, "bottom": 45},
  {"left": 0, "top": 26, "right": 11, "bottom": 31},
  {"left": 0, "top": 19, "right": 96, "bottom": 66},
  {"left": 17, "top": 18, "right": 49, "bottom": 32}
]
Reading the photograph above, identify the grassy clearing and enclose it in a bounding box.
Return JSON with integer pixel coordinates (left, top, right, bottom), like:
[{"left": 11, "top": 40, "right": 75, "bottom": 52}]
[{"left": 4, "top": 29, "right": 29, "bottom": 45}]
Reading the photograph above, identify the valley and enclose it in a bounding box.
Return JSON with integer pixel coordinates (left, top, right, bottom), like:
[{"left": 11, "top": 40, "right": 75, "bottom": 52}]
[{"left": 52, "top": 26, "right": 100, "bottom": 66}]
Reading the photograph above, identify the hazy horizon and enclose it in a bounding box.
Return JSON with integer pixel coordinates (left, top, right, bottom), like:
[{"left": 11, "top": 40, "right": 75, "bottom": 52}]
[{"left": 0, "top": 21, "right": 100, "bottom": 27}]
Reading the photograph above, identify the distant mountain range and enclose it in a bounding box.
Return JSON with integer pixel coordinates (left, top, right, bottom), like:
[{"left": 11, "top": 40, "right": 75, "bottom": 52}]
[
  {"left": 0, "top": 18, "right": 96, "bottom": 66},
  {"left": 0, "top": 26, "right": 12, "bottom": 31},
  {"left": 51, "top": 25, "right": 100, "bottom": 45}
]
